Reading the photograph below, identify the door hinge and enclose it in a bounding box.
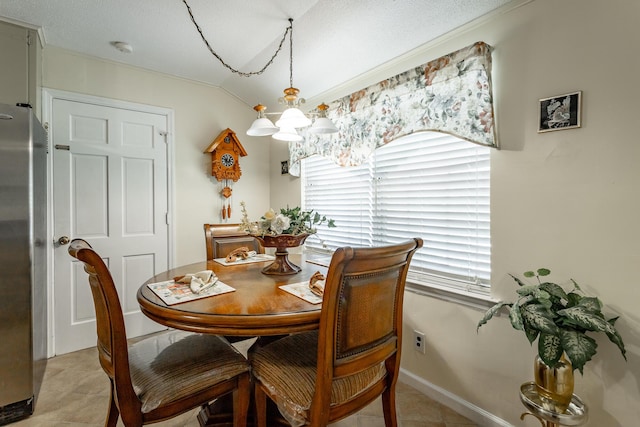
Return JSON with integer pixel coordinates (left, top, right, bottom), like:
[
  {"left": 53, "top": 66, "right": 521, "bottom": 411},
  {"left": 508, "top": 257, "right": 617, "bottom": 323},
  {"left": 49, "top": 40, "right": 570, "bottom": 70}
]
[
  {"left": 27, "top": 33, "right": 32, "bottom": 46},
  {"left": 159, "top": 130, "right": 168, "bottom": 144},
  {"left": 165, "top": 212, "right": 169, "bottom": 225}
]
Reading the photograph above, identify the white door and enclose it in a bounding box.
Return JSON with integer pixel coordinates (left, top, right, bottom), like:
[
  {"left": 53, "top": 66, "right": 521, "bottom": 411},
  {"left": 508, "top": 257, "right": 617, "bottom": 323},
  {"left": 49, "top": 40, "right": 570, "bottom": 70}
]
[{"left": 52, "top": 98, "right": 169, "bottom": 355}]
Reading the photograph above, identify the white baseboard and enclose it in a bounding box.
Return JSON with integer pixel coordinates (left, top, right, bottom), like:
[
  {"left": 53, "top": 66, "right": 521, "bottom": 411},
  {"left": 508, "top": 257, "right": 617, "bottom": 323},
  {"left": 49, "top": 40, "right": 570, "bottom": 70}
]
[{"left": 399, "top": 368, "right": 513, "bottom": 427}]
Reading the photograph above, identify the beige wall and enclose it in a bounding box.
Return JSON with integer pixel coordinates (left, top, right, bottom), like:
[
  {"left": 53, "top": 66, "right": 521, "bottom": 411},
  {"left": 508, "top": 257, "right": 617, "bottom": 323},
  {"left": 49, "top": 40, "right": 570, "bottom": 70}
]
[
  {"left": 292, "top": 0, "right": 640, "bottom": 425},
  {"left": 0, "top": 20, "right": 40, "bottom": 112},
  {"left": 38, "top": 0, "right": 639, "bottom": 424},
  {"left": 42, "top": 48, "right": 271, "bottom": 265}
]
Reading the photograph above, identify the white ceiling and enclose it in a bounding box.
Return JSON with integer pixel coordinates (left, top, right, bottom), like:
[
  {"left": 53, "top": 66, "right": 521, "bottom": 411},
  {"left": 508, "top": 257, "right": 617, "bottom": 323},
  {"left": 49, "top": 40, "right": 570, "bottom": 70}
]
[{"left": 0, "top": 0, "right": 514, "bottom": 111}]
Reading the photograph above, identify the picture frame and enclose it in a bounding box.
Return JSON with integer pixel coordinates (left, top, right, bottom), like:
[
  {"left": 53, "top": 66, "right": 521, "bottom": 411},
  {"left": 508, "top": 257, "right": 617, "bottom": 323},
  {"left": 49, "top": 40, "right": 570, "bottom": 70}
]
[
  {"left": 538, "top": 91, "right": 582, "bottom": 133},
  {"left": 280, "top": 160, "right": 289, "bottom": 175}
]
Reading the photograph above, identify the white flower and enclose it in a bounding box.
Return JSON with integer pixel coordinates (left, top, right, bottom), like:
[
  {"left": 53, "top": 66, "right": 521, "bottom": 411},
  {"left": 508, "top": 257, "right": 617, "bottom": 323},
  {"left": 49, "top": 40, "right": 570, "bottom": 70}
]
[{"left": 271, "top": 214, "right": 291, "bottom": 234}]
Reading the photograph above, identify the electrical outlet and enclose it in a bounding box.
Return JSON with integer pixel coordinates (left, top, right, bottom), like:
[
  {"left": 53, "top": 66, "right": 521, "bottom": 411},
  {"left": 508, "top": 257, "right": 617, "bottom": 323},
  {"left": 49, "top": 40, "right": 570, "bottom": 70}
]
[{"left": 413, "top": 330, "right": 426, "bottom": 354}]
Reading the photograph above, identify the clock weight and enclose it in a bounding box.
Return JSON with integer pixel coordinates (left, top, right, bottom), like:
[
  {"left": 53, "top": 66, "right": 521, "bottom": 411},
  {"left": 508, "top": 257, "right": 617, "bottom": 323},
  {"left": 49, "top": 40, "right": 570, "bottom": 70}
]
[{"left": 221, "top": 182, "right": 233, "bottom": 219}]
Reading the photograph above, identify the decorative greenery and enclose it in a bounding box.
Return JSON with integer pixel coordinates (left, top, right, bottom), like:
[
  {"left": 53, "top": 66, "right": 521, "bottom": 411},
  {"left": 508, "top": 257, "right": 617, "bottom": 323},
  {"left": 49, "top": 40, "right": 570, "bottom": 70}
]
[
  {"left": 477, "top": 268, "right": 626, "bottom": 374},
  {"left": 239, "top": 201, "right": 336, "bottom": 236}
]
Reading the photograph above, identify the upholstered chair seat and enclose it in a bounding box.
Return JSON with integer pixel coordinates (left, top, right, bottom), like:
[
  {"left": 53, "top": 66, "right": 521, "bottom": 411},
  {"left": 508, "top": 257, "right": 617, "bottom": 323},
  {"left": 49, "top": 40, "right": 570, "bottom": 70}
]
[
  {"left": 250, "top": 331, "right": 386, "bottom": 426},
  {"left": 129, "top": 330, "right": 249, "bottom": 414}
]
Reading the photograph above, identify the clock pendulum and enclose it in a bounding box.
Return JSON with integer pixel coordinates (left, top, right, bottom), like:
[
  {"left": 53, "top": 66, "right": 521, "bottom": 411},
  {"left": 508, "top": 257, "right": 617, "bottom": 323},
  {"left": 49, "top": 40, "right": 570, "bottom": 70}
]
[{"left": 221, "top": 180, "right": 232, "bottom": 219}]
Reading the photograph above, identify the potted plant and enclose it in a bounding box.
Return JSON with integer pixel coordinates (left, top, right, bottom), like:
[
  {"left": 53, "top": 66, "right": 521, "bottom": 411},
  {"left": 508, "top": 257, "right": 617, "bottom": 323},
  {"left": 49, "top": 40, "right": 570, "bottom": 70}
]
[{"left": 477, "top": 268, "right": 626, "bottom": 411}]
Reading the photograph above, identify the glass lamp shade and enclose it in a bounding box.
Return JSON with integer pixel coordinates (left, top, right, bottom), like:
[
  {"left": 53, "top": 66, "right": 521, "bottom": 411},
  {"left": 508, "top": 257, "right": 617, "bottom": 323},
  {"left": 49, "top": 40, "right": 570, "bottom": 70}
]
[
  {"left": 272, "top": 126, "right": 303, "bottom": 142},
  {"left": 275, "top": 107, "right": 312, "bottom": 128},
  {"left": 246, "top": 117, "right": 279, "bottom": 136},
  {"left": 308, "top": 117, "right": 339, "bottom": 134}
]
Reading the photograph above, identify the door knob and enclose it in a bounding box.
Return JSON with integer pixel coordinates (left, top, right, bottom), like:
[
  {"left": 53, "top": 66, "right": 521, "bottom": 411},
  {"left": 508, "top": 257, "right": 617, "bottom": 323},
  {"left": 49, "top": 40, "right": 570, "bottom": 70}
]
[{"left": 57, "top": 236, "right": 70, "bottom": 245}]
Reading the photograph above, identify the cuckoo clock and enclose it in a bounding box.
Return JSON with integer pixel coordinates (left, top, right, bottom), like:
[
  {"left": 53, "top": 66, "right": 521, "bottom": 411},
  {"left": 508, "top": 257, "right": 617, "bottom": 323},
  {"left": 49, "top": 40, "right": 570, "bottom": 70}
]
[
  {"left": 203, "top": 128, "right": 248, "bottom": 219},
  {"left": 204, "top": 128, "right": 247, "bottom": 182}
]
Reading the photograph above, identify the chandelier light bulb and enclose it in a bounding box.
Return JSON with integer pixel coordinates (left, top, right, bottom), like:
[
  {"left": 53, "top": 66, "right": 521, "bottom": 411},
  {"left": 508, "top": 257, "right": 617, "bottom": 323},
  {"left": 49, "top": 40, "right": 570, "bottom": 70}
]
[
  {"left": 309, "top": 103, "right": 338, "bottom": 134},
  {"left": 247, "top": 104, "right": 278, "bottom": 136},
  {"left": 309, "top": 117, "right": 339, "bottom": 134},
  {"left": 272, "top": 126, "right": 303, "bottom": 142},
  {"left": 275, "top": 107, "right": 312, "bottom": 129}
]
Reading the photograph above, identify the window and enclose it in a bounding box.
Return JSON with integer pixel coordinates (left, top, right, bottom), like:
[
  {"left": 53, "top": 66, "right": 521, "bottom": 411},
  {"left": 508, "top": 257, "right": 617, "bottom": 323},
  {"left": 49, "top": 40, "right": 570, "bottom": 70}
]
[{"left": 302, "top": 131, "right": 490, "bottom": 295}]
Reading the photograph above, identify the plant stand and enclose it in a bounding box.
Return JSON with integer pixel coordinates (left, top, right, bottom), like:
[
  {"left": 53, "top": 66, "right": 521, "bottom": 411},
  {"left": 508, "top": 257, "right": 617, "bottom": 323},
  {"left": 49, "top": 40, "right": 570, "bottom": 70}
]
[{"left": 519, "top": 382, "right": 588, "bottom": 427}]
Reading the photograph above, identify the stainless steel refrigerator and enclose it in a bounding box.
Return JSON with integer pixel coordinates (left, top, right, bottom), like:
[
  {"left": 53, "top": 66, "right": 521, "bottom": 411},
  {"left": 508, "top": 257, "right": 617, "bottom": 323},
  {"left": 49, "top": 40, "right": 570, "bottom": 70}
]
[{"left": 0, "top": 104, "right": 47, "bottom": 424}]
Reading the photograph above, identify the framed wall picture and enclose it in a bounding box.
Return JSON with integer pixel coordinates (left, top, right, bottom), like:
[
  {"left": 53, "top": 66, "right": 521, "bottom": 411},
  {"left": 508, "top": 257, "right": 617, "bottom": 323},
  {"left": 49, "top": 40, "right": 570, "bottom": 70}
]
[
  {"left": 538, "top": 91, "right": 582, "bottom": 133},
  {"left": 280, "top": 160, "right": 289, "bottom": 175}
]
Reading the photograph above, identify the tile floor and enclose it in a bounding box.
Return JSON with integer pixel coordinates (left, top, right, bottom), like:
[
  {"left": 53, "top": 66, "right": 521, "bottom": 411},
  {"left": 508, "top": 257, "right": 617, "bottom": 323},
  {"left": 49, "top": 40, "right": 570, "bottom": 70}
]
[{"left": 11, "top": 334, "right": 478, "bottom": 427}]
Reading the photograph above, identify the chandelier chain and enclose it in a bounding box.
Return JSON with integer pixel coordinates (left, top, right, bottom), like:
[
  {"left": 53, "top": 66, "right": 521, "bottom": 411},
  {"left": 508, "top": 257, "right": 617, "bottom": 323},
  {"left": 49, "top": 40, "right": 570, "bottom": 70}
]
[
  {"left": 181, "top": 0, "right": 292, "bottom": 78},
  {"left": 288, "top": 18, "right": 294, "bottom": 88}
]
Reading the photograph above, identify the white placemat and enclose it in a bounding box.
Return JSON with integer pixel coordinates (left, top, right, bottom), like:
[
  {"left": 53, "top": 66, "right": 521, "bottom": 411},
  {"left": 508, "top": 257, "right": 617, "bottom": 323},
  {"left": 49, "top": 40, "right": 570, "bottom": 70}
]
[
  {"left": 279, "top": 281, "right": 323, "bottom": 304},
  {"left": 213, "top": 253, "right": 275, "bottom": 266},
  {"left": 147, "top": 280, "right": 235, "bottom": 305}
]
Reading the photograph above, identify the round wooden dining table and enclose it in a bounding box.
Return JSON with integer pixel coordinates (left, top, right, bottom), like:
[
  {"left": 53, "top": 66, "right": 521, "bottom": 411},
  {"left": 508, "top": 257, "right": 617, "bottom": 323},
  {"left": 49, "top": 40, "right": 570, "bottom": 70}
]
[
  {"left": 137, "top": 254, "right": 328, "bottom": 426},
  {"left": 137, "top": 254, "right": 327, "bottom": 337}
]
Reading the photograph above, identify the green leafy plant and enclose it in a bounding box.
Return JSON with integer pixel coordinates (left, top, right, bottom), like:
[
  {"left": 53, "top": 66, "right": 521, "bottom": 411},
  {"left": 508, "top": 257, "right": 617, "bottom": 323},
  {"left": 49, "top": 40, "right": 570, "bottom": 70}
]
[
  {"left": 239, "top": 201, "right": 336, "bottom": 236},
  {"left": 477, "top": 268, "right": 626, "bottom": 374}
]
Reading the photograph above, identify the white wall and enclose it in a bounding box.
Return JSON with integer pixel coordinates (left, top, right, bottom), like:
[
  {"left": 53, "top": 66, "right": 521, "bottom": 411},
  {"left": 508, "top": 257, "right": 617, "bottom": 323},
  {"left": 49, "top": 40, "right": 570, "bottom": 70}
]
[{"left": 42, "top": 47, "right": 271, "bottom": 265}]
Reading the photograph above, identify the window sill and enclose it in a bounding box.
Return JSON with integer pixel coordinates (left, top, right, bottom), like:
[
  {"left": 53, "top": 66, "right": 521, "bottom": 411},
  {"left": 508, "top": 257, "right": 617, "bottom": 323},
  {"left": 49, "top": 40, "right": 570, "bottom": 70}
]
[
  {"left": 405, "top": 278, "right": 498, "bottom": 311},
  {"left": 305, "top": 247, "right": 498, "bottom": 311}
]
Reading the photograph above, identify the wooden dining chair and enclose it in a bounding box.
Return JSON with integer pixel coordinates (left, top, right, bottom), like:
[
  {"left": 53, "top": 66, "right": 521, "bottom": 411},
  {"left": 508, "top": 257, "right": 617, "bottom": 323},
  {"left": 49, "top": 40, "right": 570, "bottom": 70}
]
[
  {"left": 68, "top": 238, "right": 251, "bottom": 427},
  {"left": 204, "top": 223, "right": 264, "bottom": 260},
  {"left": 249, "top": 238, "right": 423, "bottom": 427}
]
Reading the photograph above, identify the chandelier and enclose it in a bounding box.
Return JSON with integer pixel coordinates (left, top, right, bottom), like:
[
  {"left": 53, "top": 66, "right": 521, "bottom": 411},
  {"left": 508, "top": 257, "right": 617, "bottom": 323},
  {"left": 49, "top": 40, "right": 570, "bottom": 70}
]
[
  {"left": 181, "top": 2, "right": 338, "bottom": 142},
  {"left": 245, "top": 19, "right": 338, "bottom": 141},
  {"left": 247, "top": 101, "right": 337, "bottom": 141}
]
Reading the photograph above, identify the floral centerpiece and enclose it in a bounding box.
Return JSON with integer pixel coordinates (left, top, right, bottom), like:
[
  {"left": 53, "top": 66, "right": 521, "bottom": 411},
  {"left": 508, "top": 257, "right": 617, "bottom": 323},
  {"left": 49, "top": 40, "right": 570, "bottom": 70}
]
[
  {"left": 239, "top": 201, "right": 335, "bottom": 275},
  {"left": 239, "top": 201, "right": 335, "bottom": 237}
]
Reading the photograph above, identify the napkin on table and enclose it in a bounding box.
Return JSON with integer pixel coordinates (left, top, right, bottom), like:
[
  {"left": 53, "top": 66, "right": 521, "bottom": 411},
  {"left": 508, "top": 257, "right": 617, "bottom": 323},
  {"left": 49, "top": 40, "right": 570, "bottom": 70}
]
[
  {"left": 225, "top": 247, "right": 257, "bottom": 263},
  {"left": 174, "top": 270, "right": 218, "bottom": 294},
  {"left": 309, "top": 271, "right": 326, "bottom": 297}
]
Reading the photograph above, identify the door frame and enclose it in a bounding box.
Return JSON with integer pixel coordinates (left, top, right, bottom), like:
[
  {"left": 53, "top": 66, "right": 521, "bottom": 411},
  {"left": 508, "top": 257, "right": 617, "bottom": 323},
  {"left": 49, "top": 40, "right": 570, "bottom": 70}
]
[{"left": 42, "top": 88, "right": 176, "bottom": 358}]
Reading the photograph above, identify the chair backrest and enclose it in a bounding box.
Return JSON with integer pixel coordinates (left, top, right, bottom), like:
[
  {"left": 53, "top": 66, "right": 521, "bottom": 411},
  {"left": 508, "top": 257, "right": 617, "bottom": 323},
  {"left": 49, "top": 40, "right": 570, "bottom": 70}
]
[
  {"left": 204, "top": 223, "right": 263, "bottom": 260},
  {"left": 313, "top": 238, "right": 423, "bottom": 411},
  {"left": 67, "top": 239, "right": 140, "bottom": 412}
]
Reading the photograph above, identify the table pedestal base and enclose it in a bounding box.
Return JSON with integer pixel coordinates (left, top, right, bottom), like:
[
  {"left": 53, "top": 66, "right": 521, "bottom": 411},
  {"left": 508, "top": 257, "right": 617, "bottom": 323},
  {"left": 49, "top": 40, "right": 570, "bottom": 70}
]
[
  {"left": 197, "top": 401, "right": 232, "bottom": 427},
  {"left": 198, "top": 336, "right": 292, "bottom": 426},
  {"left": 197, "top": 396, "right": 290, "bottom": 427}
]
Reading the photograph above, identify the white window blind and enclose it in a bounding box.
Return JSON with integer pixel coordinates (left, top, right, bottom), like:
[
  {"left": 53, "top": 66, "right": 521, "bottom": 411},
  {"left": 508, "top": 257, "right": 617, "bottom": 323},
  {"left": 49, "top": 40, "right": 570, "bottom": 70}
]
[{"left": 302, "top": 131, "right": 491, "bottom": 290}]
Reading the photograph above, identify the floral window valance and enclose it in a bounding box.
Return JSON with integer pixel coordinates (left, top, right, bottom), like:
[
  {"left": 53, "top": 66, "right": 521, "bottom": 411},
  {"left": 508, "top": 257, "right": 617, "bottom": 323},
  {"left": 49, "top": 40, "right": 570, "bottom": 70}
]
[{"left": 288, "top": 41, "right": 498, "bottom": 176}]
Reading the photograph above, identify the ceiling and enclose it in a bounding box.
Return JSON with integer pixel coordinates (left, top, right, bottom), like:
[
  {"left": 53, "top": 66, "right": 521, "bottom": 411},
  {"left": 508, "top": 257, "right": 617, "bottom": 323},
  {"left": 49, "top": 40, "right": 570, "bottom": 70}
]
[{"left": 0, "top": 0, "right": 514, "bottom": 112}]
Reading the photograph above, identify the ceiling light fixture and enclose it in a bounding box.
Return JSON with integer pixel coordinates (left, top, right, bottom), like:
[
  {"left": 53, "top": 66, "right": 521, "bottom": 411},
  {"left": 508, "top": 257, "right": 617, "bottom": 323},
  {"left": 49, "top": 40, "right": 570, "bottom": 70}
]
[
  {"left": 245, "top": 19, "right": 338, "bottom": 141},
  {"left": 180, "top": 1, "right": 338, "bottom": 141},
  {"left": 111, "top": 41, "right": 133, "bottom": 54}
]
